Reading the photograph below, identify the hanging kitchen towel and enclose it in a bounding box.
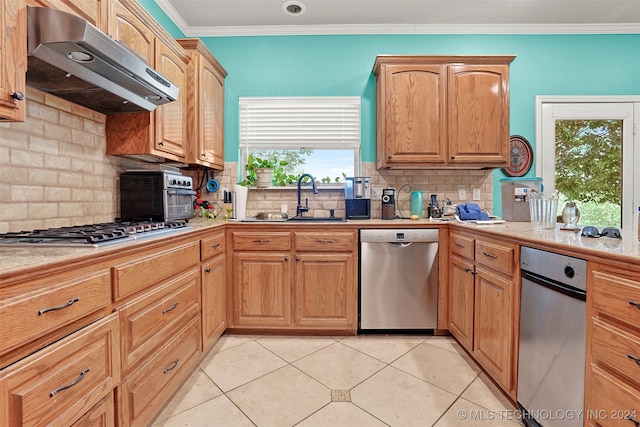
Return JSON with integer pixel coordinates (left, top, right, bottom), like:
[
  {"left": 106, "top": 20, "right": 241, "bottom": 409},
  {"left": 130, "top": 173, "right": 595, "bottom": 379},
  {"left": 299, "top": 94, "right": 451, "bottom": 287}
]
[{"left": 456, "top": 203, "right": 490, "bottom": 221}]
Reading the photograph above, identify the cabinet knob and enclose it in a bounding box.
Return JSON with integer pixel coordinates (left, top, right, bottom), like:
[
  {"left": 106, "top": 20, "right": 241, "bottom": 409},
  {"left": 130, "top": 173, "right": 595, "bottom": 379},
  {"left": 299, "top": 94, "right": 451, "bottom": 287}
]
[
  {"left": 450, "top": 156, "right": 455, "bottom": 159},
  {"left": 204, "top": 268, "right": 211, "bottom": 273},
  {"left": 201, "top": 152, "right": 206, "bottom": 157},
  {"left": 11, "top": 91, "right": 25, "bottom": 101},
  {"left": 158, "top": 141, "right": 164, "bottom": 146},
  {"left": 284, "top": 256, "right": 289, "bottom": 261}
]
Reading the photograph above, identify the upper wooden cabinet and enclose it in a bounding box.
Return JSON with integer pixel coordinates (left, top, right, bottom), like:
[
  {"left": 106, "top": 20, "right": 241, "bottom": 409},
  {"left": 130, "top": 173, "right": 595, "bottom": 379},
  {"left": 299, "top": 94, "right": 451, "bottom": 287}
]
[
  {"left": 0, "top": 0, "right": 26, "bottom": 122},
  {"left": 373, "top": 55, "right": 515, "bottom": 169},
  {"left": 26, "top": 0, "right": 109, "bottom": 29},
  {"left": 178, "top": 39, "right": 227, "bottom": 170},
  {"left": 105, "top": 0, "right": 189, "bottom": 162}
]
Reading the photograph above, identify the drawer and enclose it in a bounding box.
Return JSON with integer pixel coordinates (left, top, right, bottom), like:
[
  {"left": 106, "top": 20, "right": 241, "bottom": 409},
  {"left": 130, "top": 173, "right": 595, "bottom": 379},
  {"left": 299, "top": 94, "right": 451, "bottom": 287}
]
[
  {"left": 450, "top": 232, "right": 475, "bottom": 260},
  {"left": 0, "top": 313, "right": 120, "bottom": 427},
  {"left": 201, "top": 232, "right": 225, "bottom": 260},
  {"left": 593, "top": 271, "right": 640, "bottom": 327},
  {"left": 232, "top": 231, "right": 291, "bottom": 251},
  {"left": 591, "top": 318, "right": 640, "bottom": 386},
  {"left": 71, "top": 391, "right": 115, "bottom": 427},
  {"left": 0, "top": 269, "right": 111, "bottom": 356},
  {"left": 587, "top": 365, "right": 640, "bottom": 427},
  {"left": 114, "top": 241, "right": 200, "bottom": 300},
  {"left": 118, "top": 319, "right": 201, "bottom": 427},
  {"left": 294, "top": 231, "right": 355, "bottom": 252},
  {"left": 116, "top": 268, "right": 200, "bottom": 372},
  {"left": 475, "top": 240, "right": 515, "bottom": 274}
]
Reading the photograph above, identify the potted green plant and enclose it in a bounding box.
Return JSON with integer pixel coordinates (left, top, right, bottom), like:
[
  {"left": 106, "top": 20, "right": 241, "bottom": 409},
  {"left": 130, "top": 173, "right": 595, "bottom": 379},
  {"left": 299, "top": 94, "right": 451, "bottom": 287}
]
[{"left": 241, "top": 154, "right": 292, "bottom": 188}]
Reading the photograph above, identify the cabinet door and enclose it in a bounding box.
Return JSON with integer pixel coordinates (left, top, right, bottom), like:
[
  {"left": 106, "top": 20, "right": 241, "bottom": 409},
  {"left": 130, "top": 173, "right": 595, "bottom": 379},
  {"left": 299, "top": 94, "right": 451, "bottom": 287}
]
[
  {"left": 377, "top": 64, "right": 447, "bottom": 167},
  {"left": 154, "top": 39, "right": 187, "bottom": 160},
  {"left": 232, "top": 252, "right": 292, "bottom": 327},
  {"left": 28, "top": 0, "right": 109, "bottom": 30},
  {"left": 202, "top": 254, "right": 226, "bottom": 350},
  {"left": 0, "top": 0, "right": 26, "bottom": 121},
  {"left": 449, "top": 255, "right": 475, "bottom": 350},
  {"left": 110, "top": 0, "right": 152, "bottom": 62},
  {"left": 447, "top": 64, "right": 510, "bottom": 165},
  {"left": 294, "top": 253, "right": 356, "bottom": 329},
  {"left": 474, "top": 266, "right": 513, "bottom": 390},
  {"left": 198, "top": 57, "right": 225, "bottom": 168}
]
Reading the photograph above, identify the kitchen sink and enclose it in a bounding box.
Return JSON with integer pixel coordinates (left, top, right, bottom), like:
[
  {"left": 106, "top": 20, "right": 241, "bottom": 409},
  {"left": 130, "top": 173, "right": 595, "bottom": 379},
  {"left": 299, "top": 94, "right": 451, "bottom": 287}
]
[{"left": 287, "top": 216, "right": 346, "bottom": 222}]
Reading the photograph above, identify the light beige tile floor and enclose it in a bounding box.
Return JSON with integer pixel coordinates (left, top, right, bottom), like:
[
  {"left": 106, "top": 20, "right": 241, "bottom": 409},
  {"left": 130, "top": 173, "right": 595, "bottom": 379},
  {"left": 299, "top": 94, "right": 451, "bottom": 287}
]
[{"left": 152, "top": 334, "right": 522, "bottom": 427}]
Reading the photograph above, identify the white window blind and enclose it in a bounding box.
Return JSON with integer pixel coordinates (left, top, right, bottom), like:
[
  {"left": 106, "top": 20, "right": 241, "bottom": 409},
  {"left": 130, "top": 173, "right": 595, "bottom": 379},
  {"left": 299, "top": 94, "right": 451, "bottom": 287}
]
[{"left": 239, "top": 97, "right": 361, "bottom": 149}]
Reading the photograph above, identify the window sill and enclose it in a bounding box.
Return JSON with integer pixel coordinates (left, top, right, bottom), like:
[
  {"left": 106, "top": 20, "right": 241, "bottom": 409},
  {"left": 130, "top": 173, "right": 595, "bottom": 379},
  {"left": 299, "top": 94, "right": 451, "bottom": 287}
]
[{"left": 244, "top": 184, "right": 345, "bottom": 191}]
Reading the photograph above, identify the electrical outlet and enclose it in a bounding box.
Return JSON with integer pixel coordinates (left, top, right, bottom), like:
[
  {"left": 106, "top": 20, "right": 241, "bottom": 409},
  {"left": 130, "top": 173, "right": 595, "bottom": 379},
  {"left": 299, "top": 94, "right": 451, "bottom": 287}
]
[
  {"left": 371, "top": 187, "right": 383, "bottom": 201},
  {"left": 458, "top": 187, "right": 467, "bottom": 200},
  {"left": 472, "top": 188, "right": 481, "bottom": 200}
]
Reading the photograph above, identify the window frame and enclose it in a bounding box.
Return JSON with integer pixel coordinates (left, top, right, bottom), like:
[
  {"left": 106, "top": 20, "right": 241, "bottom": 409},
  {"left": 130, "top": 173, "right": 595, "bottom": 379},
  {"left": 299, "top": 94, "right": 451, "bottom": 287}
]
[
  {"left": 238, "top": 96, "right": 362, "bottom": 187},
  {"left": 535, "top": 95, "right": 640, "bottom": 232}
]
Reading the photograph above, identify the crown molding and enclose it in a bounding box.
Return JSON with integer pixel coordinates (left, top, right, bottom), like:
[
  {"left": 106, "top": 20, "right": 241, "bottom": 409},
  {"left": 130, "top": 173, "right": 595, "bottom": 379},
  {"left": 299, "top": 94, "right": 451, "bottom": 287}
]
[{"left": 155, "top": 0, "right": 640, "bottom": 37}]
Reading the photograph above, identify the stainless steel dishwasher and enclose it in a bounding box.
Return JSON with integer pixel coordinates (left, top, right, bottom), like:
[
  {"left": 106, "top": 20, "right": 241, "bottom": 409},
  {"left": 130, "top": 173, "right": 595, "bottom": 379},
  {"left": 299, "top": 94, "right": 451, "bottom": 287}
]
[
  {"left": 518, "top": 246, "right": 587, "bottom": 427},
  {"left": 359, "top": 229, "right": 438, "bottom": 332}
]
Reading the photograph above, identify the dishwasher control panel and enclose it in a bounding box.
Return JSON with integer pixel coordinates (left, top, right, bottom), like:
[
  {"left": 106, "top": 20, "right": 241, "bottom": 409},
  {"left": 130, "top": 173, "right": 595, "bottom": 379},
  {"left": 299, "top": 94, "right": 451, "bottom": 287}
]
[{"left": 360, "top": 228, "right": 439, "bottom": 243}]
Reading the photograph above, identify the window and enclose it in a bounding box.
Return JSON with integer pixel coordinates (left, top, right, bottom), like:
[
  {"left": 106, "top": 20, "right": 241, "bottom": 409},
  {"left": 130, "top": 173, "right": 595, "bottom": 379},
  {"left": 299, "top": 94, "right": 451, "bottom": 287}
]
[
  {"left": 239, "top": 96, "right": 361, "bottom": 186},
  {"left": 536, "top": 97, "right": 640, "bottom": 232}
]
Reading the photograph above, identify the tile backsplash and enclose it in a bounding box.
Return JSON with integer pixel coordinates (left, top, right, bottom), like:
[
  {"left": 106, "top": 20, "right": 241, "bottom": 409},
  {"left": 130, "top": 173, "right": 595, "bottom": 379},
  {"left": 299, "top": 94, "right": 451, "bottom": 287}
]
[
  {"left": 0, "top": 88, "right": 148, "bottom": 233},
  {"left": 1, "top": 88, "right": 493, "bottom": 233},
  {"left": 203, "top": 163, "right": 493, "bottom": 219}
]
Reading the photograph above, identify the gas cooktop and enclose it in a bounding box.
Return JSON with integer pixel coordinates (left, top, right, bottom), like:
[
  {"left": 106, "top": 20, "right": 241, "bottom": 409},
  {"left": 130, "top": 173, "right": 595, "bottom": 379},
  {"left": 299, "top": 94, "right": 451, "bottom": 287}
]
[{"left": 0, "top": 220, "right": 190, "bottom": 247}]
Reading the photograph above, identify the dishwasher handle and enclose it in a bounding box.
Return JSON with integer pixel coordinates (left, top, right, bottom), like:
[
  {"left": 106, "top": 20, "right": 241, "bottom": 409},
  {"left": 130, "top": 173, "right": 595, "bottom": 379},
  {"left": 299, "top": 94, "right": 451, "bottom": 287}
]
[{"left": 522, "top": 270, "right": 586, "bottom": 301}]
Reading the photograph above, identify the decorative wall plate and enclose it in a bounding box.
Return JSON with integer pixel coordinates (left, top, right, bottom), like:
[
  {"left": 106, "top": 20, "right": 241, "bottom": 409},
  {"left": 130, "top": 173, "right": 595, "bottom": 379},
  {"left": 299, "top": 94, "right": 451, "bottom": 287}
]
[{"left": 502, "top": 135, "right": 533, "bottom": 177}]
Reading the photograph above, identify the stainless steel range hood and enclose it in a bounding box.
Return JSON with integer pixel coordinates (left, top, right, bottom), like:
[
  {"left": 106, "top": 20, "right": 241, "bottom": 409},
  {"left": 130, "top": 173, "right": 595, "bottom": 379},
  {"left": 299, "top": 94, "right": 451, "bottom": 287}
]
[{"left": 26, "top": 7, "right": 179, "bottom": 114}]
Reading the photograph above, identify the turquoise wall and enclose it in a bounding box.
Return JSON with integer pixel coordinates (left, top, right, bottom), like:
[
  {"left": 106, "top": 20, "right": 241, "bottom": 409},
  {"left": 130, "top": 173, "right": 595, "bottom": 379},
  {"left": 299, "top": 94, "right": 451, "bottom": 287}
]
[{"left": 140, "top": 2, "right": 640, "bottom": 213}]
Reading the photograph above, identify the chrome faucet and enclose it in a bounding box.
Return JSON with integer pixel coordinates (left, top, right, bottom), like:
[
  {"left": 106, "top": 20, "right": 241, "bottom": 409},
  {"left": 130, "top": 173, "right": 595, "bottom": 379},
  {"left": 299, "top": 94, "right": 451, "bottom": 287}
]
[{"left": 296, "top": 173, "right": 318, "bottom": 217}]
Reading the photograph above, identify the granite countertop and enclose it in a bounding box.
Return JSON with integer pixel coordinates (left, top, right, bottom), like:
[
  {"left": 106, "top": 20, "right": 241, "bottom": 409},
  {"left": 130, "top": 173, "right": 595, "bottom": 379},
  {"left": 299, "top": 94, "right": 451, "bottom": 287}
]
[{"left": 1, "top": 219, "right": 638, "bottom": 278}]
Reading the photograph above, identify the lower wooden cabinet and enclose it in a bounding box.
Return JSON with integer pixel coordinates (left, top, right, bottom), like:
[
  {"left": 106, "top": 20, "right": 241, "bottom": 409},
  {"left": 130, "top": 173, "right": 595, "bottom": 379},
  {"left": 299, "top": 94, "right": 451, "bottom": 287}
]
[
  {"left": 117, "top": 319, "right": 202, "bottom": 427},
  {"left": 0, "top": 314, "right": 120, "bottom": 426},
  {"left": 231, "top": 251, "right": 292, "bottom": 328},
  {"left": 586, "top": 264, "right": 640, "bottom": 427},
  {"left": 294, "top": 252, "right": 355, "bottom": 328},
  {"left": 228, "top": 228, "right": 357, "bottom": 332},
  {"left": 71, "top": 392, "right": 115, "bottom": 427},
  {"left": 448, "top": 230, "right": 518, "bottom": 399},
  {"left": 202, "top": 253, "right": 227, "bottom": 349}
]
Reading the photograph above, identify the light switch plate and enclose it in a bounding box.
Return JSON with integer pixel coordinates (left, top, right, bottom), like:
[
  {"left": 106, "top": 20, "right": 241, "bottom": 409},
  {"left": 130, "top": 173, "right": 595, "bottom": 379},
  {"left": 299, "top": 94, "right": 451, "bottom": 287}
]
[
  {"left": 472, "top": 188, "right": 481, "bottom": 200},
  {"left": 371, "top": 187, "right": 383, "bottom": 201},
  {"left": 458, "top": 187, "right": 467, "bottom": 200}
]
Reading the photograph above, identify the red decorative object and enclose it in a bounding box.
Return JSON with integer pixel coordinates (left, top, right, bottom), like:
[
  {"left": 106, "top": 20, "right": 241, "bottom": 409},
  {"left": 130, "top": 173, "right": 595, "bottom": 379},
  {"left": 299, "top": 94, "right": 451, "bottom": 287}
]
[{"left": 502, "top": 135, "right": 533, "bottom": 177}]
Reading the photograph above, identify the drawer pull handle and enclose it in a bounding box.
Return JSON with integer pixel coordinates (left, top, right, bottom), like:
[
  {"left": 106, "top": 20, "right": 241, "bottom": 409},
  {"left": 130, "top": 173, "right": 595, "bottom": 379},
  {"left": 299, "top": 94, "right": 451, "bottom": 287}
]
[
  {"left": 162, "top": 302, "right": 178, "bottom": 314},
  {"left": 252, "top": 239, "right": 271, "bottom": 243},
  {"left": 628, "top": 354, "right": 640, "bottom": 366},
  {"left": 626, "top": 415, "right": 639, "bottom": 427},
  {"left": 211, "top": 242, "right": 221, "bottom": 248},
  {"left": 38, "top": 297, "right": 79, "bottom": 315},
  {"left": 163, "top": 359, "right": 180, "bottom": 374},
  {"left": 630, "top": 300, "right": 640, "bottom": 310},
  {"left": 482, "top": 251, "right": 498, "bottom": 259},
  {"left": 314, "top": 239, "right": 334, "bottom": 244},
  {"left": 50, "top": 367, "right": 89, "bottom": 397},
  {"left": 455, "top": 242, "right": 465, "bottom": 248},
  {"left": 204, "top": 268, "right": 211, "bottom": 273}
]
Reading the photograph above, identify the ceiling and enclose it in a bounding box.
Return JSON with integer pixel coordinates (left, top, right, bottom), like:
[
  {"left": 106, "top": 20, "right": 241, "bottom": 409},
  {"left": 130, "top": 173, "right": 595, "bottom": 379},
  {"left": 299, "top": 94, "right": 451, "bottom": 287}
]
[{"left": 155, "top": 0, "right": 640, "bottom": 36}]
